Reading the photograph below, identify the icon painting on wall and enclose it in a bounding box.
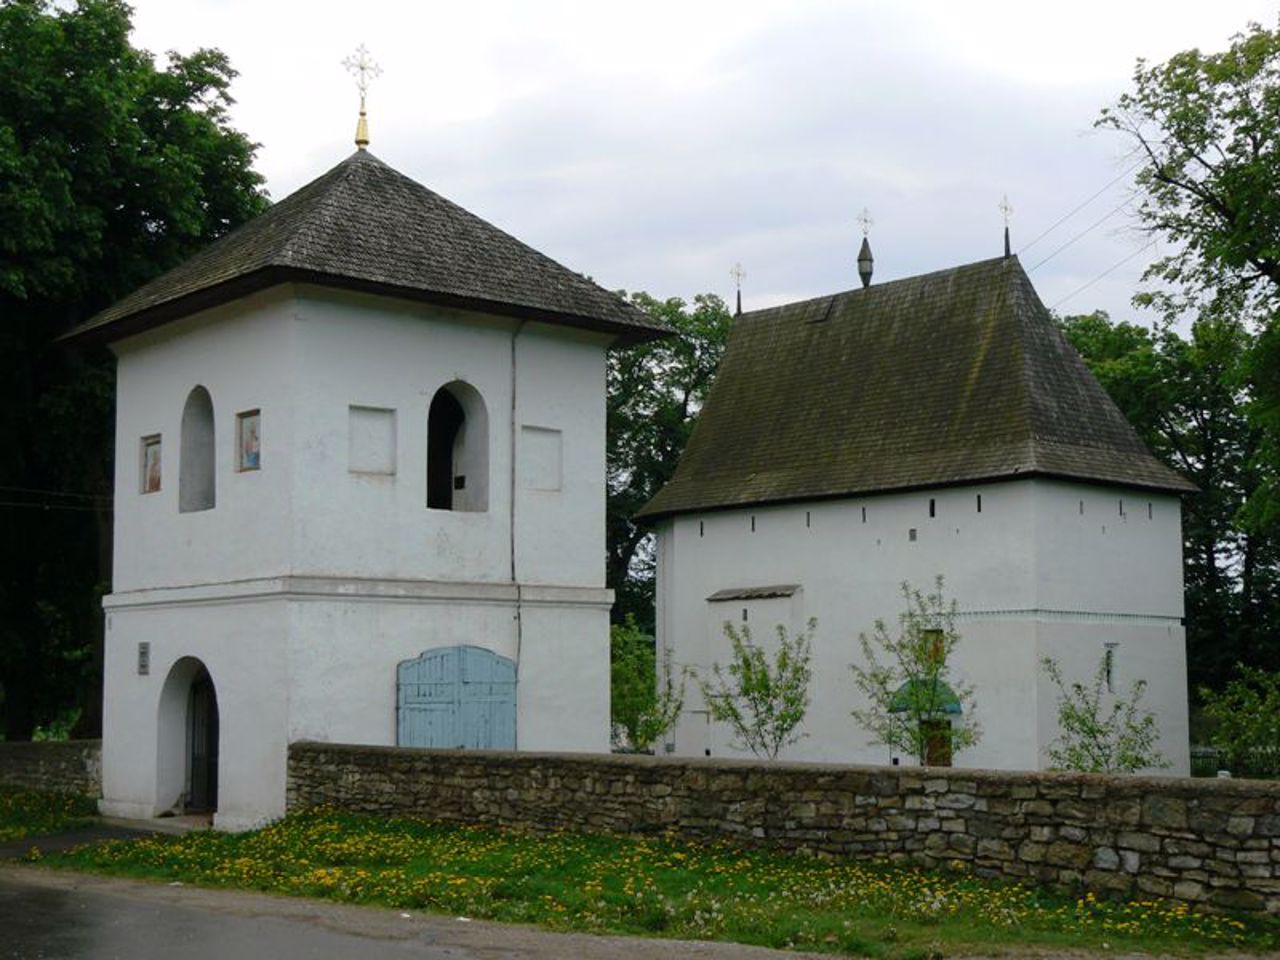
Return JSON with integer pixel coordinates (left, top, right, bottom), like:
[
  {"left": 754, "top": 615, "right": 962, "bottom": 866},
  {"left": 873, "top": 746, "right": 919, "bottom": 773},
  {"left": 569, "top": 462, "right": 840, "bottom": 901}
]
[
  {"left": 141, "top": 435, "right": 162, "bottom": 493},
  {"left": 237, "top": 410, "right": 261, "bottom": 471}
]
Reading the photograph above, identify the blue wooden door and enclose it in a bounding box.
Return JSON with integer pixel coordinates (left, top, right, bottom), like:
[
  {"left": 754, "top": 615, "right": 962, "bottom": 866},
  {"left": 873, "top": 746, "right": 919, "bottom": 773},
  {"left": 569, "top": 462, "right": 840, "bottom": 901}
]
[{"left": 397, "top": 646, "right": 516, "bottom": 749}]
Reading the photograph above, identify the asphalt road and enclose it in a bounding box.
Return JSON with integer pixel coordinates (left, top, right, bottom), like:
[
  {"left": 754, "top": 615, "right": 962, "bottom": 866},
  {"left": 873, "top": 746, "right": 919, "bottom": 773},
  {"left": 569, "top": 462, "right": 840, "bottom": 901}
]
[{"left": 0, "top": 866, "right": 831, "bottom": 960}]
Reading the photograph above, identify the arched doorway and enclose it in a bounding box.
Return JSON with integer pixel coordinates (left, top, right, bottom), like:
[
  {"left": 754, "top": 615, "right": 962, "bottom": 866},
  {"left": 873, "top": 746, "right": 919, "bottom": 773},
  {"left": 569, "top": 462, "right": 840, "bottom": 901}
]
[
  {"left": 156, "top": 657, "right": 220, "bottom": 815},
  {"left": 187, "top": 667, "right": 219, "bottom": 812}
]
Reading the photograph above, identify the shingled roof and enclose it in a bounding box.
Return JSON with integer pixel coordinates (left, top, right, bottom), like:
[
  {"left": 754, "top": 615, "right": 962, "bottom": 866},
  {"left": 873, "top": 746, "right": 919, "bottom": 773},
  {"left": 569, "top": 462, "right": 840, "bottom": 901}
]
[
  {"left": 65, "top": 150, "right": 668, "bottom": 345},
  {"left": 638, "top": 255, "right": 1194, "bottom": 520}
]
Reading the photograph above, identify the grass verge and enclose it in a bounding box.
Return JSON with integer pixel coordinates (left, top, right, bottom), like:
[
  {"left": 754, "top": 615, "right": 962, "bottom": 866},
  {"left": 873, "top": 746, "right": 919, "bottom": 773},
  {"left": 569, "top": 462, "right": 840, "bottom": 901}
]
[
  {"left": 32, "top": 807, "right": 1280, "bottom": 957},
  {"left": 0, "top": 788, "right": 98, "bottom": 842}
]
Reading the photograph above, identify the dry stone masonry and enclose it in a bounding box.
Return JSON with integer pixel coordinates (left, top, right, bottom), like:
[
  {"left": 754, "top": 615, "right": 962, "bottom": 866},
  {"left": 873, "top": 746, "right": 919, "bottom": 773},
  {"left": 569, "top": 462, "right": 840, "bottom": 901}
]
[
  {"left": 0, "top": 740, "right": 101, "bottom": 796},
  {"left": 289, "top": 742, "right": 1280, "bottom": 914}
]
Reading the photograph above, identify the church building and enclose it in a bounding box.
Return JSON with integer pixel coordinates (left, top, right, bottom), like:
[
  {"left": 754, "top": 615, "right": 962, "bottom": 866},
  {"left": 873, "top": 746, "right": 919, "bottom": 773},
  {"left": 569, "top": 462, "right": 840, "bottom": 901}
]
[
  {"left": 67, "top": 147, "right": 667, "bottom": 829},
  {"left": 639, "top": 252, "right": 1195, "bottom": 774}
]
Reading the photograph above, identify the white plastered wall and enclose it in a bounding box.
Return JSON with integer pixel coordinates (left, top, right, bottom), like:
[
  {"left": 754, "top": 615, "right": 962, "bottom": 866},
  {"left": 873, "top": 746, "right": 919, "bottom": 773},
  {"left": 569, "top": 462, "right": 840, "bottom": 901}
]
[
  {"left": 103, "top": 285, "right": 615, "bottom": 828},
  {"left": 99, "top": 599, "right": 290, "bottom": 831},
  {"left": 658, "top": 478, "right": 1189, "bottom": 774},
  {"left": 111, "top": 288, "right": 298, "bottom": 592},
  {"left": 283, "top": 586, "right": 609, "bottom": 753}
]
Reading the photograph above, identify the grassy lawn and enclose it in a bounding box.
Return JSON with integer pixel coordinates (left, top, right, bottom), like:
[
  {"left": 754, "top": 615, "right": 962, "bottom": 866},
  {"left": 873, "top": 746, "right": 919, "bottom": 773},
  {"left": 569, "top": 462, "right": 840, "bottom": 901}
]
[
  {"left": 0, "top": 788, "right": 98, "bottom": 843},
  {"left": 26, "top": 806, "right": 1277, "bottom": 957}
]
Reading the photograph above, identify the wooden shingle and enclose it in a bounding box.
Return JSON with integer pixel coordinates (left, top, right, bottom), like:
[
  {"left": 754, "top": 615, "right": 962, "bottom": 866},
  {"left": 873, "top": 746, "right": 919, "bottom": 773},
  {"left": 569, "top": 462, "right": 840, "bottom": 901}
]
[
  {"left": 638, "top": 256, "right": 1193, "bottom": 520},
  {"left": 65, "top": 151, "right": 669, "bottom": 346}
]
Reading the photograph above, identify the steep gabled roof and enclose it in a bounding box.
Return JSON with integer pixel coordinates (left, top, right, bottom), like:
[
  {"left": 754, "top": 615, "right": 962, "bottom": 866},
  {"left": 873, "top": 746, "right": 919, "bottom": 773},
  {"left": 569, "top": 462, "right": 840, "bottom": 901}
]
[
  {"left": 638, "top": 256, "right": 1194, "bottom": 520},
  {"left": 65, "top": 150, "right": 668, "bottom": 345}
]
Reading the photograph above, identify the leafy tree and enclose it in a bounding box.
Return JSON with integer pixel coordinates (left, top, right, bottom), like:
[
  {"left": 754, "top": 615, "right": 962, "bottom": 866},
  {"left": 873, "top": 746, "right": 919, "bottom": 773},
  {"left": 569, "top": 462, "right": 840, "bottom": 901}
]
[
  {"left": 850, "top": 578, "right": 980, "bottom": 766},
  {"left": 1060, "top": 312, "right": 1280, "bottom": 689},
  {"left": 0, "top": 0, "right": 268, "bottom": 739},
  {"left": 607, "top": 293, "right": 732, "bottom": 627},
  {"left": 609, "top": 616, "right": 684, "bottom": 752},
  {"left": 1042, "top": 655, "right": 1169, "bottom": 774},
  {"left": 1200, "top": 665, "right": 1280, "bottom": 777},
  {"left": 696, "top": 618, "right": 814, "bottom": 760},
  {"left": 1098, "top": 20, "right": 1280, "bottom": 526},
  {"left": 1098, "top": 22, "right": 1280, "bottom": 319}
]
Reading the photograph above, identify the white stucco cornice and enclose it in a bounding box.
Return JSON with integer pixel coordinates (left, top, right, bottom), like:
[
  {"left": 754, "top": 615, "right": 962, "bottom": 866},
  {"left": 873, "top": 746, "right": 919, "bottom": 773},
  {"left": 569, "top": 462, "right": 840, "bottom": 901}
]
[
  {"left": 103, "top": 576, "right": 614, "bottom": 611},
  {"left": 954, "top": 608, "right": 1182, "bottom": 626}
]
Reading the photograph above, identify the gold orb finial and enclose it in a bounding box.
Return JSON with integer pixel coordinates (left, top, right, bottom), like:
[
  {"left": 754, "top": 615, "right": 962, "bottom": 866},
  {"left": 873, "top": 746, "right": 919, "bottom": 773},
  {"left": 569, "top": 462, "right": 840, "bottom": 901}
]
[{"left": 343, "top": 44, "right": 382, "bottom": 150}]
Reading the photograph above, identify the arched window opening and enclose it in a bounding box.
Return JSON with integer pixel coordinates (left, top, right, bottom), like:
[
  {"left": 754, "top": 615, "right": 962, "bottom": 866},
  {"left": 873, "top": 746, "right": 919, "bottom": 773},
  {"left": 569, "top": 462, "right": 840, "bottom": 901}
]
[
  {"left": 427, "top": 381, "right": 488, "bottom": 512},
  {"left": 180, "top": 386, "right": 216, "bottom": 513}
]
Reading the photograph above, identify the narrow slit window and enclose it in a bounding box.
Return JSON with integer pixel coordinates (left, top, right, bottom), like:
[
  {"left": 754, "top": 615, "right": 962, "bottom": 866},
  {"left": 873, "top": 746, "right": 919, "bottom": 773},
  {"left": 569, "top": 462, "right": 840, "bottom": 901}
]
[
  {"left": 929, "top": 498, "right": 936, "bottom": 518},
  {"left": 805, "top": 510, "right": 811, "bottom": 528},
  {"left": 976, "top": 494, "right": 982, "bottom": 513},
  {"left": 861, "top": 506, "right": 867, "bottom": 523},
  {"left": 1148, "top": 502, "right": 1153, "bottom": 520},
  {"left": 699, "top": 520, "right": 704, "bottom": 537},
  {"left": 1104, "top": 643, "right": 1118, "bottom": 693},
  {"left": 1079, "top": 500, "right": 1085, "bottom": 515},
  {"left": 750, "top": 515, "right": 756, "bottom": 532},
  {"left": 908, "top": 528, "right": 917, "bottom": 542},
  {"left": 1118, "top": 499, "right": 1125, "bottom": 517}
]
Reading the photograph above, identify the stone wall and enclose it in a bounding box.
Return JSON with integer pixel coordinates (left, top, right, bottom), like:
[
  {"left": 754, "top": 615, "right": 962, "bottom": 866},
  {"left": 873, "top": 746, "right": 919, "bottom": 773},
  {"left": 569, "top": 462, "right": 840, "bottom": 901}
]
[
  {"left": 289, "top": 742, "right": 1280, "bottom": 914},
  {"left": 0, "top": 740, "right": 101, "bottom": 796}
]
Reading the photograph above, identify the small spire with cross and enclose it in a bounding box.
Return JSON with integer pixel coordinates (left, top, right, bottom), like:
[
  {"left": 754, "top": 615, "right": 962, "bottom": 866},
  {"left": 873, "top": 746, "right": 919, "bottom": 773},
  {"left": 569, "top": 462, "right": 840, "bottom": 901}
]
[
  {"left": 730, "top": 261, "right": 746, "bottom": 316},
  {"left": 999, "top": 194, "right": 1014, "bottom": 257},
  {"left": 343, "top": 44, "right": 382, "bottom": 150},
  {"left": 856, "top": 207, "right": 874, "bottom": 289}
]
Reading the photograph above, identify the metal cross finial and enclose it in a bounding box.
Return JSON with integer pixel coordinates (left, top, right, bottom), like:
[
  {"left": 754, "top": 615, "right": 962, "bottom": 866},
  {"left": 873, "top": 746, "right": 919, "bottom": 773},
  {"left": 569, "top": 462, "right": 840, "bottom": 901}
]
[
  {"left": 999, "top": 194, "right": 1014, "bottom": 227},
  {"left": 730, "top": 262, "right": 746, "bottom": 316},
  {"left": 999, "top": 194, "right": 1014, "bottom": 257},
  {"left": 857, "top": 207, "right": 874, "bottom": 237},
  {"left": 343, "top": 44, "right": 382, "bottom": 149},
  {"left": 344, "top": 44, "right": 382, "bottom": 104}
]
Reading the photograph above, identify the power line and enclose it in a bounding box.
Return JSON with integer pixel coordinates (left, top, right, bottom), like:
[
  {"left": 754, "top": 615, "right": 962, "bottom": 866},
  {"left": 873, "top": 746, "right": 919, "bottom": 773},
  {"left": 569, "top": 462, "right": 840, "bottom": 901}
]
[
  {"left": 0, "top": 500, "right": 111, "bottom": 513},
  {"left": 1027, "top": 199, "right": 1131, "bottom": 272},
  {"left": 1050, "top": 239, "right": 1158, "bottom": 311},
  {"left": 0, "top": 484, "right": 110, "bottom": 502},
  {"left": 1019, "top": 156, "right": 1144, "bottom": 254}
]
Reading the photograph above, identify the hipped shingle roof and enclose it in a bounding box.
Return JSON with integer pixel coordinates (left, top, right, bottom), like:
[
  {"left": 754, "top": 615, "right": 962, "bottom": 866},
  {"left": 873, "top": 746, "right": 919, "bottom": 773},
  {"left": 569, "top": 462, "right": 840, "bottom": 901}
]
[
  {"left": 66, "top": 150, "right": 668, "bottom": 345},
  {"left": 638, "top": 256, "right": 1193, "bottom": 520}
]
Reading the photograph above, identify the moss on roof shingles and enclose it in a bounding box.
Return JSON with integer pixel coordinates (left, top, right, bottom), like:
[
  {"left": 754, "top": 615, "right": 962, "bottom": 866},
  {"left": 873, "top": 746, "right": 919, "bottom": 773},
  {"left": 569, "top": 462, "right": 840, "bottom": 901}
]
[
  {"left": 637, "top": 256, "right": 1193, "bottom": 520},
  {"left": 67, "top": 150, "right": 668, "bottom": 344}
]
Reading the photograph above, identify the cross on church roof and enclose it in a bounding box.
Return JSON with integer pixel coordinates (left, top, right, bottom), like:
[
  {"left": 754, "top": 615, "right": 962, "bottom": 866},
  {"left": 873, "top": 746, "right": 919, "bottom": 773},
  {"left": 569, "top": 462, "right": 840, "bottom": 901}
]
[
  {"left": 857, "top": 207, "right": 874, "bottom": 237},
  {"left": 343, "top": 44, "right": 382, "bottom": 150},
  {"left": 730, "top": 261, "right": 746, "bottom": 316},
  {"left": 999, "top": 194, "right": 1014, "bottom": 227},
  {"left": 999, "top": 194, "right": 1014, "bottom": 257}
]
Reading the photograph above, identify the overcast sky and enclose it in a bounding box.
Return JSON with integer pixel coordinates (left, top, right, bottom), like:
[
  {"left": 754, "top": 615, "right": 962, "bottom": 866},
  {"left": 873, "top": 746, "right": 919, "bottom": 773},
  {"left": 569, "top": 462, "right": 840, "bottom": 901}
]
[{"left": 126, "top": 0, "right": 1275, "bottom": 322}]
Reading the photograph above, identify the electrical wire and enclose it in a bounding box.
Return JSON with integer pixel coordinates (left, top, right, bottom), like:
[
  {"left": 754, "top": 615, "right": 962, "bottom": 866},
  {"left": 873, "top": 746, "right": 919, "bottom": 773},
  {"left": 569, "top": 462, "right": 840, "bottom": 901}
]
[
  {"left": 1019, "top": 155, "right": 1144, "bottom": 254},
  {"left": 0, "top": 500, "right": 110, "bottom": 512},
  {"left": 1050, "top": 240, "right": 1158, "bottom": 311},
  {"left": 1027, "top": 199, "right": 1130, "bottom": 272},
  {"left": 0, "top": 484, "right": 110, "bottom": 502}
]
